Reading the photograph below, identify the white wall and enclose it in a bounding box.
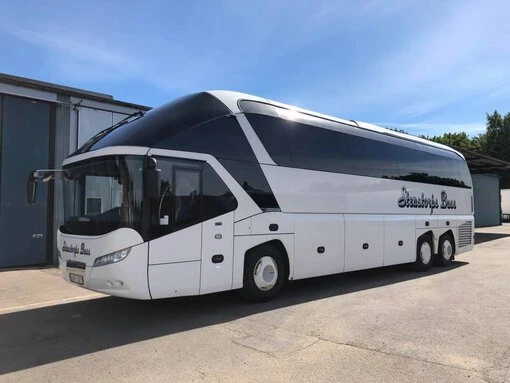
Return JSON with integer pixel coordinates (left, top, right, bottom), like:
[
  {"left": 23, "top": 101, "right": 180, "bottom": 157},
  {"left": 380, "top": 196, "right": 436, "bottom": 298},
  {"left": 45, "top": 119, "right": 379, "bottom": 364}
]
[
  {"left": 69, "top": 97, "right": 144, "bottom": 153},
  {"left": 502, "top": 189, "right": 510, "bottom": 214}
]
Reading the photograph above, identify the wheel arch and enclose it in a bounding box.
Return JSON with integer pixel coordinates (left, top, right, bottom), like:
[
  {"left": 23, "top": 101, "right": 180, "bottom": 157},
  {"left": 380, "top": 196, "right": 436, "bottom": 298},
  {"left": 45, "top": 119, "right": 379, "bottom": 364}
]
[{"left": 244, "top": 239, "right": 290, "bottom": 280}]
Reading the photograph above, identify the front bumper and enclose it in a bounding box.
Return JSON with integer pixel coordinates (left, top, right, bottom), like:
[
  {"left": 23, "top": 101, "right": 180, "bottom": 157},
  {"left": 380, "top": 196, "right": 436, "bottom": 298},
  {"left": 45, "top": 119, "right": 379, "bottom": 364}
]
[{"left": 60, "top": 242, "right": 151, "bottom": 300}]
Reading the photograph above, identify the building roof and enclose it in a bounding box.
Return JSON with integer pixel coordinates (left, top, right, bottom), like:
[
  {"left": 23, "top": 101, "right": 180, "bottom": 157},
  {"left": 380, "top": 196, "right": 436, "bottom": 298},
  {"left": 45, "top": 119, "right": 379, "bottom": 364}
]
[
  {"left": 0, "top": 72, "right": 151, "bottom": 111},
  {"left": 452, "top": 146, "right": 510, "bottom": 173}
]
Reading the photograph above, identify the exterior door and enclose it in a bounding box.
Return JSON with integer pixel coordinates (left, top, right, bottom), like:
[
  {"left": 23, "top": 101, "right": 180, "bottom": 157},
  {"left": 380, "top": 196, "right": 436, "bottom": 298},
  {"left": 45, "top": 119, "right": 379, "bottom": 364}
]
[
  {"left": 0, "top": 95, "right": 52, "bottom": 267},
  {"left": 344, "top": 215, "right": 384, "bottom": 272}
]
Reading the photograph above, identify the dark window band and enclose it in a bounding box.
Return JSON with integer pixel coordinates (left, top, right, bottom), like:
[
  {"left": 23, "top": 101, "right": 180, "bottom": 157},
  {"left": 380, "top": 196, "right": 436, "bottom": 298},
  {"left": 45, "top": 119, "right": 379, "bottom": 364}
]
[{"left": 242, "top": 101, "right": 472, "bottom": 189}]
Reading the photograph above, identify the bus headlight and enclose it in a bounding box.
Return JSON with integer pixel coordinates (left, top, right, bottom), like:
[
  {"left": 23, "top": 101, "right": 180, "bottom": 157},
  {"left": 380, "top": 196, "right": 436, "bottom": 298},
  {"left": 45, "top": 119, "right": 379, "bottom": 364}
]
[{"left": 93, "top": 248, "right": 131, "bottom": 267}]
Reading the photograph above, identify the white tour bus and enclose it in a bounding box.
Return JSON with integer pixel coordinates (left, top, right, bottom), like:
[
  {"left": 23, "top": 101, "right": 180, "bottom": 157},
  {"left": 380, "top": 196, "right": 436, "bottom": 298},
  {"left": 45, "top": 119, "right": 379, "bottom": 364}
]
[{"left": 29, "top": 91, "right": 474, "bottom": 302}]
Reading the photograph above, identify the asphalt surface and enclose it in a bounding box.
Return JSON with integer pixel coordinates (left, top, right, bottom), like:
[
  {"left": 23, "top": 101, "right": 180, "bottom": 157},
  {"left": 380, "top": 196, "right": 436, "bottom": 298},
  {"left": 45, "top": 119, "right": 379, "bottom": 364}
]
[{"left": 0, "top": 225, "right": 509, "bottom": 382}]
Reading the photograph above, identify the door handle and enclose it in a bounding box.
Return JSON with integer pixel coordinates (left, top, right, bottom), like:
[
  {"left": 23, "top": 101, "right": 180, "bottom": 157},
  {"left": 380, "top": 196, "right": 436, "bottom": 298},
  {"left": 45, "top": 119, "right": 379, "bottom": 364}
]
[{"left": 32, "top": 234, "right": 44, "bottom": 239}]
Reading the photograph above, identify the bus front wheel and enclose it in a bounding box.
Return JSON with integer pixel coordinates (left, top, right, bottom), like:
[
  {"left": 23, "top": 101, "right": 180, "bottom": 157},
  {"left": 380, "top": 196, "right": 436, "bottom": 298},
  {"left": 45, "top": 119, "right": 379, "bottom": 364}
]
[{"left": 242, "top": 245, "right": 285, "bottom": 302}]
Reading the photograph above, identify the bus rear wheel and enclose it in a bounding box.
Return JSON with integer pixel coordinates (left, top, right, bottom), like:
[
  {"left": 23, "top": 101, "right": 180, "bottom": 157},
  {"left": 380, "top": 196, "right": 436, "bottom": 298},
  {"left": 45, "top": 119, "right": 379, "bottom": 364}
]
[
  {"left": 242, "top": 245, "right": 285, "bottom": 302},
  {"left": 415, "top": 235, "right": 433, "bottom": 271},
  {"left": 436, "top": 234, "right": 455, "bottom": 267}
]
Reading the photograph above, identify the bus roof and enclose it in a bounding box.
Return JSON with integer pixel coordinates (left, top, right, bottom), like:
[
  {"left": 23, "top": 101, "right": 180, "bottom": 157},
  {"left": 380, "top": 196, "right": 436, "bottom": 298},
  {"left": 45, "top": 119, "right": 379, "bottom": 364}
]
[{"left": 207, "top": 90, "right": 465, "bottom": 160}]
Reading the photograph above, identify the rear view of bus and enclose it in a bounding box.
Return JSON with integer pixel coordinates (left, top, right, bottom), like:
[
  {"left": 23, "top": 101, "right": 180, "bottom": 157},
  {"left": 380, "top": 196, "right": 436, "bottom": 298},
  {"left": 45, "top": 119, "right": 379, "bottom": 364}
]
[{"left": 29, "top": 91, "right": 474, "bottom": 302}]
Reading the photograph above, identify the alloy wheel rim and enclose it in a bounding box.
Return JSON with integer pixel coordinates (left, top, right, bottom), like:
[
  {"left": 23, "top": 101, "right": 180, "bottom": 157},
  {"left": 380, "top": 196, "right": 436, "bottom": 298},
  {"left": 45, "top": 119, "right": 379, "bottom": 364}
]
[
  {"left": 253, "top": 256, "right": 278, "bottom": 291},
  {"left": 420, "top": 242, "right": 432, "bottom": 264}
]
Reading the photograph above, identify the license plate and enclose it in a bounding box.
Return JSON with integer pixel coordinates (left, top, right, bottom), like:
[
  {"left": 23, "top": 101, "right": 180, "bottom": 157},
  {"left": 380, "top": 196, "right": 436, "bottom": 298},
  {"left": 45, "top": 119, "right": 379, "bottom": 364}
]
[{"left": 69, "top": 273, "right": 84, "bottom": 285}]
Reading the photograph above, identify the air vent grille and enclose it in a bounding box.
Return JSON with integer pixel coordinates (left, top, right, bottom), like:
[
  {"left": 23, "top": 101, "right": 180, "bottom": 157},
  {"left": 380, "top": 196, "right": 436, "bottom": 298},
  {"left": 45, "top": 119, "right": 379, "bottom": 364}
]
[{"left": 458, "top": 221, "right": 473, "bottom": 248}]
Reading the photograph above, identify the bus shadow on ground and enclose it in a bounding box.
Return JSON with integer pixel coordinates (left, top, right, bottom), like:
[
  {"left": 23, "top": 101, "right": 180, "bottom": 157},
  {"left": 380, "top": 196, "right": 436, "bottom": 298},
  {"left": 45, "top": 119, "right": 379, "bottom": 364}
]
[
  {"left": 475, "top": 232, "right": 510, "bottom": 245},
  {"left": 0, "top": 262, "right": 467, "bottom": 375}
]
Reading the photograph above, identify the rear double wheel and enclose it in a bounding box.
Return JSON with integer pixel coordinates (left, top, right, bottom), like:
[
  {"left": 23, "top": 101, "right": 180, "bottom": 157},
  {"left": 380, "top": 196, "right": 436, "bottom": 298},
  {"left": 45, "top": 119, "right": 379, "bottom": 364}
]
[
  {"left": 436, "top": 233, "right": 455, "bottom": 267},
  {"left": 415, "top": 234, "right": 433, "bottom": 271}
]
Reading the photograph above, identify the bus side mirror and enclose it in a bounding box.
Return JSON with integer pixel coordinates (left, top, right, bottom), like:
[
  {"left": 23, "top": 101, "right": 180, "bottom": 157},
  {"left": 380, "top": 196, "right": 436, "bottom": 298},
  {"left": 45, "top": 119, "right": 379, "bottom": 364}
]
[
  {"left": 145, "top": 157, "right": 161, "bottom": 199},
  {"left": 27, "top": 172, "right": 38, "bottom": 204}
]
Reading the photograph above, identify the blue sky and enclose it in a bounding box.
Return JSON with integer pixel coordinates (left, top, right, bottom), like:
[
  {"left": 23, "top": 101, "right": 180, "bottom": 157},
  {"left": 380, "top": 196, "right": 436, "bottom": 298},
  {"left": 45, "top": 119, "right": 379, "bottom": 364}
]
[{"left": 1, "top": 0, "right": 509, "bottom": 137}]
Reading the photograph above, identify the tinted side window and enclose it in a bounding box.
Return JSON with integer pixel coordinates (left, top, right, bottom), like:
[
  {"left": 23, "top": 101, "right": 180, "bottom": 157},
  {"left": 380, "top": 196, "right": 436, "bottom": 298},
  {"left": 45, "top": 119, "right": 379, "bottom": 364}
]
[
  {"left": 424, "top": 148, "right": 465, "bottom": 187},
  {"left": 149, "top": 157, "right": 238, "bottom": 240},
  {"left": 347, "top": 135, "right": 400, "bottom": 178},
  {"left": 174, "top": 169, "right": 201, "bottom": 231},
  {"left": 287, "top": 123, "right": 354, "bottom": 174},
  {"left": 246, "top": 114, "right": 293, "bottom": 166},
  {"left": 244, "top": 101, "right": 470, "bottom": 188},
  {"left": 219, "top": 159, "right": 279, "bottom": 209},
  {"left": 457, "top": 159, "right": 472, "bottom": 187},
  {"left": 248, "top": 114, "right": 353, "bottom": 174},
  {"left": 394, "top": 145, "right": 432, "bottom": 181},
  {"left": 157, "top": 116, "right": 257, "bottom": 163},
  {"left": 202, "top": 163, "right": 238, "bottom": 220}
]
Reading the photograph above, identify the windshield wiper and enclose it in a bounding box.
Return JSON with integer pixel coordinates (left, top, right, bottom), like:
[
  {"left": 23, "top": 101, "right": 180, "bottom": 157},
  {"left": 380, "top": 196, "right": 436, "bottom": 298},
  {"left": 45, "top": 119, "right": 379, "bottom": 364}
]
[{"left": 75, "top": 110, "right": 145, "bottom": 154}]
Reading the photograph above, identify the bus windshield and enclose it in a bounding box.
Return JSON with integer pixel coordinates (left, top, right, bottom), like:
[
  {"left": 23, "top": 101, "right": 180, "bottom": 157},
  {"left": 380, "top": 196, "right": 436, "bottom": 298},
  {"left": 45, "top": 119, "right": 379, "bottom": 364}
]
[{"left": 62, "top": 155, "right": 144, "bottom": 236}]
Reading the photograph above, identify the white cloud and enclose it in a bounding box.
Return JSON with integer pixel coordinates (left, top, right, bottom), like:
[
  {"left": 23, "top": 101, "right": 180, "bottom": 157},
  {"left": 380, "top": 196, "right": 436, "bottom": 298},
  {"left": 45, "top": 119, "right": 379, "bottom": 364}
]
[
  {"left": 278, "top": 0, "right": 510, "bottom": 121},
  {"left": 1, "top": 23, "right": 143, "bottom": 81},
  {"left": 1, "top": 0, "right": 508, "bottom": 123}
]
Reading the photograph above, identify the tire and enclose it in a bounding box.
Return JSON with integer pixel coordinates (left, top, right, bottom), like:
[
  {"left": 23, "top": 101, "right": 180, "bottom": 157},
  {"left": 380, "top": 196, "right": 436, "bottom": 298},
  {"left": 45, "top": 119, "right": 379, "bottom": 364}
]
[
  {"left": 415, "top": 235, "right": 433, "bottom": 271},
  {"left": 242, "top": 245, "right": 286, "bottom": 303},
  {"left": 436, "top": 234, "right": 455, "bottom": 267}
]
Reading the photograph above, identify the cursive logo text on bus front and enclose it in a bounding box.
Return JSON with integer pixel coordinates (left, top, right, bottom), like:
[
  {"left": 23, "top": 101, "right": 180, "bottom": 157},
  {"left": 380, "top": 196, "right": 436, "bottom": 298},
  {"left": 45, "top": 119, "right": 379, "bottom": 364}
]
[
  {"left": 398, "top": 187, "right": 456, "bottom": 213},
  {"left": 62, "top": 241, "right": 91, "bottom": 257}
]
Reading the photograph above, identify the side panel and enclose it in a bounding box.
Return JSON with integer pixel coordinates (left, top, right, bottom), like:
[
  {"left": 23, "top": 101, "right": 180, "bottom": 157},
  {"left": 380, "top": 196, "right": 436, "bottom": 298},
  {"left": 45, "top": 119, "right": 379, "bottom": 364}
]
[
  {"left": 383, "top": 216, "right": 416, "bottom": 266},
  {"left": 149, "top": 261, "right": 201, "bottom": 299},
  {"left": 234, "top": 218, "right": 252, "bottom": 236},
  {"left": 261, "top": 164, "right": 472, "bottom": 217},
  {"left": 345, "top": 215, "right": 384, "bottom": 272},
  {"left": 250, "top": 212, "right": 294, "bottom": 235},
  {"left": 293, "top": 214, "right": 345, "bottom": 279},
  {"left": 232, "top": 234, "right": 294, "bottom": 289},
  {"left": 416, "top": 216, "right": 438, "bottom": 229},
  {"left": 200, "top": 212, "right": 235, "bottom": 295},
  {"left": 148, "top": 224, "right": 202, "bottom": 265}
]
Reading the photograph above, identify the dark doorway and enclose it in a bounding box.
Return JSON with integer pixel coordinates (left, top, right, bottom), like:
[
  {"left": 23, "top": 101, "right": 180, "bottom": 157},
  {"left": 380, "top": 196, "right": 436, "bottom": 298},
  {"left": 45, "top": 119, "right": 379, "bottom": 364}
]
[{"left": 0, "top": 95, "right": 53, "bottom": 267}]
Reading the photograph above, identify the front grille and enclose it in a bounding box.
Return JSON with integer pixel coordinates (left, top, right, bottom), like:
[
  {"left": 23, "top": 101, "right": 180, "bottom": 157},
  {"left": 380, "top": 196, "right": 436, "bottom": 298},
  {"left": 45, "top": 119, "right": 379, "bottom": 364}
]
[
  {"left": 66, "top": 260, "right": 86, "bottom": 270},
  {"left": 458, "top": 221, "right": 473, "bottom": 248}
]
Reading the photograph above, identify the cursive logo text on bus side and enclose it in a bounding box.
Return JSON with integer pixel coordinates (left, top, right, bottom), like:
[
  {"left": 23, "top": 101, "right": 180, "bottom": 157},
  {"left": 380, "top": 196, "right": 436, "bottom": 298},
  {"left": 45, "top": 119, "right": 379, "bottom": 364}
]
[{"left": 398, "top": 187, "right": 456, "bottom": 213}]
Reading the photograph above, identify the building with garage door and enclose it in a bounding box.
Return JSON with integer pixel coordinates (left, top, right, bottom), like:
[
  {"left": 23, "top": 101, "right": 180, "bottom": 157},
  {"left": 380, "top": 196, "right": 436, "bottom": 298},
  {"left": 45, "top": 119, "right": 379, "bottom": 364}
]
[
  {"left": 453, "top": 147, "right": 510, "bottom": 227},
  {"left": 0, "top": 73, "right": 150, "bottom": 268},
  {"left": 502, "top": 189, "right": 510, "bottom": 222}
]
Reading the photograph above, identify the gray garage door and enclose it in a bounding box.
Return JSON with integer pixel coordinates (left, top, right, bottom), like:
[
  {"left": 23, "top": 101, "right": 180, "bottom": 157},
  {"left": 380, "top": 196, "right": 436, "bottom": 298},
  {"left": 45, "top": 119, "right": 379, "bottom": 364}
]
[
  {"left": 0, "top": 95, "right": 52, "bottom": 267},
  {"left": 472, "top": 173, "right": 501, "bottom": 227}
]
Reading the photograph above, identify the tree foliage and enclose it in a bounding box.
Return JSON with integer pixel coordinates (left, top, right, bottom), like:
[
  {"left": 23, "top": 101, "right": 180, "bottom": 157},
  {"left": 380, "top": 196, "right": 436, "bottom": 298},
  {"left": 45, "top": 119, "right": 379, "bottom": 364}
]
[{"left": 418, "top": 111, "right": 510, "bottom": 188}]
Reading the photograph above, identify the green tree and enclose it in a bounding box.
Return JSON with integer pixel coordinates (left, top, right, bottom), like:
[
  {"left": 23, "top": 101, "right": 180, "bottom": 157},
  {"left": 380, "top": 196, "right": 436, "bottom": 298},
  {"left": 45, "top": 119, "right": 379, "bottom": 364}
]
[
  {"left": 470, "top": 133, "right": 487, "bottom": 153},
  {"left": 485, "top": 111, "right": 510, "bottom": 188},
  {"left": 485, "top": 111, "right": 510, "bottom": 161},
  {"left": 429, "top": 132, "right": 472, "bottom": 149}
]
